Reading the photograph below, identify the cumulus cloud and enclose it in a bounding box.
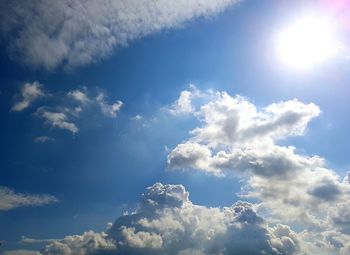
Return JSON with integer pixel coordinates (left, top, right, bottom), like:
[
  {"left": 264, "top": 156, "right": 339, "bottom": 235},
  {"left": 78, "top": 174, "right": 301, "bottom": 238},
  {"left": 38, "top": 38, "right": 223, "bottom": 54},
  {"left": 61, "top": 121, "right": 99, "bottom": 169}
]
[
  {"left": 6, "top": 182, "right": 350, "bottom": 254},
  {"left": 0, "top": 0, "right": 240, "bottom": 70},
  {"left": 169, "top": 85, "right": 206, "bottom": 116},
  {"left": 35, "top": 183, "right": 302, "bottom": 255},
  {"left": 0, "top": 186, "right": 58, "bottom": 211},
  {"left": 41, "top": 231, "right": 115, "bottom": 255},
  {"left": 167, "top": 87, "right": 350, "bottom": 235},
  {"left": 11, "top": 82, "right": 45, "bottom": 112}
]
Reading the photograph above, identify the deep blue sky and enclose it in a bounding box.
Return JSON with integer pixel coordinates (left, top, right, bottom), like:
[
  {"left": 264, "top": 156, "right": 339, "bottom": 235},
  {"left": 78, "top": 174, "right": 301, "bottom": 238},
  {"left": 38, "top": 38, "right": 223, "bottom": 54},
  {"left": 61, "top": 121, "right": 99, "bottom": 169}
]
[{"left": 1, "top": 0, "right": 350, "bottom": 251}]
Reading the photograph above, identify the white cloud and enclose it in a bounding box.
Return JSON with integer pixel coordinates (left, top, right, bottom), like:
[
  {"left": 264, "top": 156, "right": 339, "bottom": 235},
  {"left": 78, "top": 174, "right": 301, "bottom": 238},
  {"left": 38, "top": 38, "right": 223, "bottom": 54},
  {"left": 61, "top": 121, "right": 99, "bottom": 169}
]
[
  {"left": 10, "top": 84, "right": 124, "bottom": 135},
  {"left": 96, "top": 92, "right": 123, "bottom": 118},
  {"left": 20, "top": 236, "right": 59, "bottom": 244},
  {"left": 38, "top": 183, "right": 302, "bottom": 255},
  {"left": 11, "top": 82, "right": 45, "bottom": 112},
  {"left": 38, "top": 108, "right": 79, "bottom": 134},
  {"left": 0, "top": 0, "right": 240, "bottom": 70},
  {"left": 167, "top": 87, "right": 350, "bottom": 240},
  {"left": 67, "top": 90, "right": 89, "bottom": 104},
  {"left": 41, "top": 231, "right": 115, "bottom": 255},
  {"left": 0, "top": 186, "right": 58, "bottom": 211}
]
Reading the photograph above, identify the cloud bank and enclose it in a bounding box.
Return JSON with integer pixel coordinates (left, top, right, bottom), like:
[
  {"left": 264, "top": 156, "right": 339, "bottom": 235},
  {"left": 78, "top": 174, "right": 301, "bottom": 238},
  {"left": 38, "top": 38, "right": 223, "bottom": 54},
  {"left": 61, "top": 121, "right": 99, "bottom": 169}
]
[
  {"left": 10, "top": 181, "right": 349, "bottom": 255},
  {"left": 0, "top": 0, "right": 240, "bottom": 70}
]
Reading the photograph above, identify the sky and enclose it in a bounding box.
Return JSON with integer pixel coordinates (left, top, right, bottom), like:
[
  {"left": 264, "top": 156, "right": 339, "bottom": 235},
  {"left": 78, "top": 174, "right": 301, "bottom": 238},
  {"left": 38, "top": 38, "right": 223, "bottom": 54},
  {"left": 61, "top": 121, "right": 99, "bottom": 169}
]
[{"left": 1, "top": 0, "right": 350, "bottom": 254}]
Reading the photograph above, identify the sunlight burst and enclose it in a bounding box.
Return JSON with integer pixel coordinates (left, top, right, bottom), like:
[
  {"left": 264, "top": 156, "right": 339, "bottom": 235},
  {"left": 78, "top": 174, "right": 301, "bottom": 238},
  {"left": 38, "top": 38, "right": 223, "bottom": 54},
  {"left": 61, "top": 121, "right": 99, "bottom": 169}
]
[{"left": 277, "top": 16, "right": 339, "bottom": 69}]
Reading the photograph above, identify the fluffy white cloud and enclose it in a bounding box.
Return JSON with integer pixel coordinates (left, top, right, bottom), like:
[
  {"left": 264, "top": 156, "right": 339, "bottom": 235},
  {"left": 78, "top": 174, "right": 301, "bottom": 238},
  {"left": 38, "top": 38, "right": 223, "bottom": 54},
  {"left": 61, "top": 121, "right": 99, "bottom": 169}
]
[
  {"left": 0, "top": 0, "right": 240, "bottom": 70},
  {"left": 169, "top": 85, "right": 206, "bottom": 116},
  {"left": 41, "top": 231, "right": 115, "bottom": 255},
  {"left": 0, "top": 186, "right": 58, "bottom": 211},
  {"left": 36, "top": 183, "right": 302, "bottom": 255},
  {"left": 8, "top": 182, "right": 350, "bottom": 254},
  {"left": 167, "top": 87, "right": 350, "bottom": 243},
  {"left": 11, "top": 82, "right": 45, "bottom": 112}
]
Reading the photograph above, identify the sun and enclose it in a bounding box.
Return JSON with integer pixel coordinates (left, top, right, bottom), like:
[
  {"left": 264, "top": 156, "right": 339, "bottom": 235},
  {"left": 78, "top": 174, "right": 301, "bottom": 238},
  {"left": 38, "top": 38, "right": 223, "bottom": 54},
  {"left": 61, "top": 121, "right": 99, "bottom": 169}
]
[{"left": 277, "top": 16, "right": 339, "bottom": 69}]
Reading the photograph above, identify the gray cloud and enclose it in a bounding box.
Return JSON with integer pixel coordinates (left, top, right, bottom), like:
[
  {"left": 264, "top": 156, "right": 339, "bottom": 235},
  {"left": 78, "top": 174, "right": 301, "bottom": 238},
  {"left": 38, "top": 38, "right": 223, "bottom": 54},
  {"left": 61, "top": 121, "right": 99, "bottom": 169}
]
[
  {"left": 0, "top": 0, "right": 240, "bottom": 70},
  {"left": 0, "top": 186, "right": 58, "bottom": 211},
  {"left": 34, "top": 136, "right": 56, "bottom": 143},
  {"left": 2, "top": 250, "right": 41, "bottom": 255}
]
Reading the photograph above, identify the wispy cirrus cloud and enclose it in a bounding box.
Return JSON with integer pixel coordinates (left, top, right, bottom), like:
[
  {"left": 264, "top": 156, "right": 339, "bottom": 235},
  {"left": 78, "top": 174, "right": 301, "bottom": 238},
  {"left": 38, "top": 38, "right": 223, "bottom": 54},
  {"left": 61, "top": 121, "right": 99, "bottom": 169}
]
[
  {"left": 0, "top": 0, "right": 240, "bottom": 70},
  {"left": 0, "top": 186, "right": 58, "bottom": 211}
]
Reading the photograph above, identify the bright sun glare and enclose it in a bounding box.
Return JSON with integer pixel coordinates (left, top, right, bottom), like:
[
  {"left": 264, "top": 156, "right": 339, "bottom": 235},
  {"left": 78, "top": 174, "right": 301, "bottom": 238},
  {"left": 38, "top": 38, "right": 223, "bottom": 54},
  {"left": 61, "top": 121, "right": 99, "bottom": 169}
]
[{"left": 277, "top": 16, "right": 339, "bottom": 69}]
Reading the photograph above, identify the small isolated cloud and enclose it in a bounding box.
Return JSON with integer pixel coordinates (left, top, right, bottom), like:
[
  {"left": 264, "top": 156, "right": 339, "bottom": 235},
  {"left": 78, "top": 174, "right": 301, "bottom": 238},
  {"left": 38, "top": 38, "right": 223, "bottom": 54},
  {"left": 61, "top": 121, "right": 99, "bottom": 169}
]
[
  {"left": 169, "top": 85, "right": 206, "bottom": 116},
  {"left": 96, "top": 92, "right": 123, "bottom": 118},
  {"left": 37, "top": 107, "right": 79, "bottom": 134},
  {"left": 0, "top": 186, "right": 58, "bottom": 211},
  {"left": 34, "top": 136, "right": 55, "bottom": 143},
  {"left": 0, "top": 0, "right": 240, "bottom": 70},
  {"left": 11, "top": 82, "right": 45, "bottom": 112},
  {"left": 67, "top": 90, "right": 90, "bottom": 105},
  {"left": 20, "top": 236, "right": 59, "bottom": 244}
]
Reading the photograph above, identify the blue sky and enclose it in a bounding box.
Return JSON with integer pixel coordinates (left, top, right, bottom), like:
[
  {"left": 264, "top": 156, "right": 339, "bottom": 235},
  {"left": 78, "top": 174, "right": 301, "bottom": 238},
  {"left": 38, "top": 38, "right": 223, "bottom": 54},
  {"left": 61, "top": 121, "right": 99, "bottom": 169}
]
[{"left": 1, "top": 0, "right": 350, "bottom": 254}]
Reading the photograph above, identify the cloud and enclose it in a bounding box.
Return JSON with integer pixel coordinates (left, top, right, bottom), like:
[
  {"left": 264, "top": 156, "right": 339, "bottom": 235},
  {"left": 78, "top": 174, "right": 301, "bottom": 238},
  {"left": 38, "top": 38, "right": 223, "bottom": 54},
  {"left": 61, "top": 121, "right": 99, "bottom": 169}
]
[
  {"left": 96, "top": 92, "right": 123, "bottom": 118},
  {"left": 37, "top": 183, "right": 301, "bottom": 255},
  {"left": 169, "top": 85, "right": 206, "bottom": 116},
  {"left": 41, "top": 231, "right": 115, "bottom": 255},
  {"left": 20, "top": 236, "right": 59, "bottom": 244},
  {"left": 0, "top": 186, "right": 58, "bottom": 211},
  {"left": 11, "top": 82, "right": 45, "bottom": 112},
  {"left": 10, "top": 84, "right": 124, "bottom": 136},
  {"left": 34, "top": 136, "right": 55, "bottom": 143},
  {"left": 67, "top": 90, "right": 90, "bottom": 105},
  {"left": 7, "top": 182, "right": 350, "bottom": 254},
  {"left": 2, "top": 250, "right": 41, "bottom": 255},
  {"left": 167, "top": 87, "right": 350, "bottom": 238},
  {"left": 37, "top": 107, "right": 79, "bottom": 134},
  {"left": 0, "top": 0, "right": 240, "bottom": 70}
]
